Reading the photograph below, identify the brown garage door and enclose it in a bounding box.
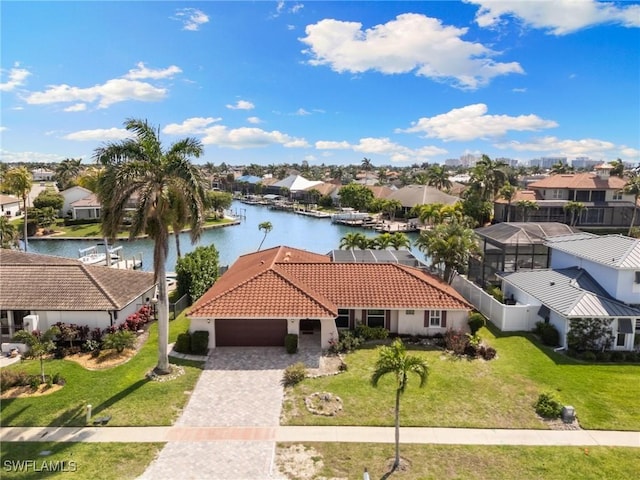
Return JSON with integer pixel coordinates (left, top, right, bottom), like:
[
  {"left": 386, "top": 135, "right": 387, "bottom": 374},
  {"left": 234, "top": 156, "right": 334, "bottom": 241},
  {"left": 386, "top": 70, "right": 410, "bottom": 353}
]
[{"left": 215, "top": 319, "right": 288, "bottom": 347}]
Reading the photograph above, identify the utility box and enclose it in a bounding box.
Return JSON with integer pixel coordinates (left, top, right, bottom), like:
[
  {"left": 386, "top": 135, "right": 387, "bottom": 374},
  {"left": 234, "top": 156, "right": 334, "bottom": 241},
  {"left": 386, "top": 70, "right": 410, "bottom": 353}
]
[{"left": 561, "top": 406, "right": 576, "bottom": 423}]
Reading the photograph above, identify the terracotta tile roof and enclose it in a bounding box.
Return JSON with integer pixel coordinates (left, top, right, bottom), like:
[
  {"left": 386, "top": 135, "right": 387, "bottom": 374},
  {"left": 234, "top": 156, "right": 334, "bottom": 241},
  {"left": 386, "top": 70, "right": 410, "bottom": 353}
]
[
  {"left": 0, "top": 250, "right": 155, "bottom": 311},
  {"left": 494, "top": 190, "right": 540, "bottom": 203},
  {"left": 304, "top": 182, "right": 337, "bottom": 196},
  {"left": 528, "top": 173, "right": 627, "bottom": 190},
  {"left": 189, "top": 246, "right": 471, "bottom": 318},
  {"left": 0, "top": 194, "right": 21, "bottom": 206}
]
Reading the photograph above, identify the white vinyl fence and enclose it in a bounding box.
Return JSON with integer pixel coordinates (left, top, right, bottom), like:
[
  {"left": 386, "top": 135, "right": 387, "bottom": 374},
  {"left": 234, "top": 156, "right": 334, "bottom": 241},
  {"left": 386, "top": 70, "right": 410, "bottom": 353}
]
[{"left": 452, "top": 275, "right": 536, "bottom": 332}]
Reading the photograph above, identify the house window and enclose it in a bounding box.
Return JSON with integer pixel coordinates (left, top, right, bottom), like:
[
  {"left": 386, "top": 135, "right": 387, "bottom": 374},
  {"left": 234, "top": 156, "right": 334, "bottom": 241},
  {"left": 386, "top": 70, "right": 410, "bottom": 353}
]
[
  {"left": 616, "top": 333, "right": 626, "bottom": 347},
  {"left": 612, "top": 191, "right": 623, "bottom": 201},
  {"left": 336, "top": 309, "right": 349, "bottom": 329},
  {"left": 405, "top": 310, "right": 415, "bottom": 315},
  {"left": 429, "top": 310, "right": 442, "bottom": 327},
  {"left": 551, "top": 189, "right": 563, "bottom": 199},
  {"left": 580, "top": 208, "right": 604, "bottom": 224},
  {"left": 635, "top": 272, "right": 640, "bottom": 284},
  {"left": 366, "top": 309, "right": 385, "bottom": 328},
  {"left": 0, "top": 310, "right": 8, "bottom": 336}
]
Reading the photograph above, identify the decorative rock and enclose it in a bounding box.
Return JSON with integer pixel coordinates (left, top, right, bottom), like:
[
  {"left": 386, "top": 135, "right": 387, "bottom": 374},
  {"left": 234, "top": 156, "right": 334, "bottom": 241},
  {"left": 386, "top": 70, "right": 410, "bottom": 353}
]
[{"left": 304, "top": 391, "right": 343, "bottom": 416}]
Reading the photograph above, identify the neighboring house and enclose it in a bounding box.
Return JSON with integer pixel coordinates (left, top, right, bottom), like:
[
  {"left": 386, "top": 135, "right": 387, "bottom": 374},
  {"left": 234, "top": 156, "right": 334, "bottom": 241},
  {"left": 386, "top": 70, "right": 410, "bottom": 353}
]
[
  {"left": 455, "top": 232, "right": 640, "bottom": 351},
  {"left": 0, "top": 194, "right": 21, "bottom": 218},
  {"left": 545, "top": 233, "right": 640, "bottom": 307},
  {"left": 70, "top": 193, "right": 101, "bottom": 220},
  {"left": 60, "top": 186, "right": 94, "bottom": 217},
  {"left": 386, "top": 184, "right": 459, "bottom": 214},
  {"left": 495, "top": 165, "right": 637, "bottom": 228},
  {"left": 31, "top": 168, "right": 55, "bottom": 182},
  {"left": 468, "top": 222, "right": 579, "bottom": 287},
  {"left": 188, "top": 246, "right": 472, "bottom": 349},
  {"left": 0, "top": 250, "right": 156, "bottom": 344},
  {"left": 500, "top": 267, "right": 639, "bottom": 351}
]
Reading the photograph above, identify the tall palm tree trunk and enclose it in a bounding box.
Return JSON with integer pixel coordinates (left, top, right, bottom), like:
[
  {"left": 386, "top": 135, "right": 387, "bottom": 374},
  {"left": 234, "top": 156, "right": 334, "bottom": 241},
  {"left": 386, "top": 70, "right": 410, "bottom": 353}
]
[
  {"left": 629, "top": 200, "right": 638, "bottom": 236},
  {"left": 22, "top": 194, "right": 28, "bottom": 251},
  {"left": 155, "top": 248, "right": 170, "bottom": 374},
  {"left": 394, "top": 388, "right": 401, "bottom": 470}
]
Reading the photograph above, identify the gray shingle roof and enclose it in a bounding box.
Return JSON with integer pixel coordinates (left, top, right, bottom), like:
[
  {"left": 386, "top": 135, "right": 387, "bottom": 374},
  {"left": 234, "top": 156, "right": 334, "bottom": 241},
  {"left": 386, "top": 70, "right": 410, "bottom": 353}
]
[
  {"left": 0, "top": 250, "right": 156, "bottom": 311},
  {"left": 545, "top": 234, "right": 640, "bottom": 268},
  {"left": 500, "top": 268, "right": 640, "bottom": 318}
]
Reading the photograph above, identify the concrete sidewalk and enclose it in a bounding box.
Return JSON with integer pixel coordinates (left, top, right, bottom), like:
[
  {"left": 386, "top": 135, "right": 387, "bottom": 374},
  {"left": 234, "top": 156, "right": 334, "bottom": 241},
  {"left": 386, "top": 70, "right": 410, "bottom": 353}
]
[{"left": 2, "top": 425, "right": 638, "bottom": 447}]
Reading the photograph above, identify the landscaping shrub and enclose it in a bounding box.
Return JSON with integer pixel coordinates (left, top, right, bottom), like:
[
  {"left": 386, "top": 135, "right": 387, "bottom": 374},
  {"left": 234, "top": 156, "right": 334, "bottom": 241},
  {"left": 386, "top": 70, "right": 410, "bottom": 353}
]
[
  {"left": 102, "top": 330, "right": 136, "bottom": 353},
  {"left": 0, "top": 370, "right": 30, "bottom": 389},
  {"left": 29, "top": 375, "right": 41, "bottom": 390},
  {"left": 175, "top": 245, "right": 220, "bottom": 302},
  {"left": 191, "top": 331, "right": 209, "bottom": 355},
  {"left": 354, "top": 324, "right": 389, "bottom": 341},
  {"left": 540, "top": 324, "right": 560, "bottom": 347},
  {"left": 596, "top": 351, "right": 612, "bottom": 362},
  {"left": 468, "top": 313, "right": 486, "bottom": 335},
  {"left": 285, "top": 334, "right": 298, "bottom": 354},
  {"left": 534, "top": 392, "right": 563, "bottom": 419},
  {"left": 282, "top": 362, "right": 307, "bottom": 387},
  {"left": 174, "top": 332, "right": 191, "bottom": 354},
  {"left": 52, "top": 372, "right": 65, "bottom": 386},
  {"left": 610, "top": 351, "right": 625, "bottom": 362},
  {"left": 328, "top": 331, "right": 361, "bottom": 354},
  {"left": 481, "top": 346, "right": 497, "bottom": 360},
  {"left": 82, "top": 339, "right": 100, "bottom": 353},
  {"left": 567, "top": 318, "right": 614, "bottom": 352},
  {"left": 579, "top": 350, "right": 596, "bottom": 362},
  {"left": 444, "top": 329, "right": 469, "bottom": 355}
]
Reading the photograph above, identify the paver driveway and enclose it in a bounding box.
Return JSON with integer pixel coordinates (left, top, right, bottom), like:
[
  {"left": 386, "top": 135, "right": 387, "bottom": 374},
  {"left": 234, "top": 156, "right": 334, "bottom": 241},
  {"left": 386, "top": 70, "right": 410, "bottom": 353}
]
[{"left": 139, "top": 341, "right": 321, "bottom": 480}]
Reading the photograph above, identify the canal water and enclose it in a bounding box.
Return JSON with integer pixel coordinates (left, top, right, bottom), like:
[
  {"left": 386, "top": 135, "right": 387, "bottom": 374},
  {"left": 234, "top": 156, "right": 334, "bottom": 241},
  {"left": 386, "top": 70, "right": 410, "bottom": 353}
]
[{"left": 28, "top": 201, "right": 424, "bottom": 271}]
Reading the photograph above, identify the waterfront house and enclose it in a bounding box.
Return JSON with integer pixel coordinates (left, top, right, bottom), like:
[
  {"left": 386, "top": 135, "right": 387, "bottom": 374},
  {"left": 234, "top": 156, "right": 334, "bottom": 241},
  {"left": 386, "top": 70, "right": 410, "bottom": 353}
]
[
  {"left": 70, "top": 193, "right": 102, "bottom": 220},
  {"left": 494, "top": 166, "right": 637, "bottom": 228},
  {"left": 454, "top": 233, "right": 640, "bottom": 351},
  {"left": 0, "top": 250, "right": 156, "bottom": 345},
  {"left": 386, "top": 185, "right": 459, "bottom": 215},
  {"left": 188, "top": 246, "right": 472, "bottom": 349},
  {"left": 0, "top": 194, "right": 21, "bottom": 218},
  {"left": 60, "top": 186, "right": 95, "bottom": 217}
]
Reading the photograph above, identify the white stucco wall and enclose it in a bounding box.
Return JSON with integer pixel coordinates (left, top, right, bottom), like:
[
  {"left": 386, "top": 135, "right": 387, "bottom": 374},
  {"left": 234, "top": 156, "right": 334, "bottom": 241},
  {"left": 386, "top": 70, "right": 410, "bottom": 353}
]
[
  {"left": 549, "top": 311, "right": 568, "bottom": 348},
  {"left": 396, "top": 309, "right": 469, "bottom": 336},
  {"left": 1, "top": 199, "right": 21, "bottom": 217},
  {"left": 190, "top": 318, "right": 216, "bottom": 348},
  {"left": 61, "top": 187, "right": 93, "bottom": 216}
]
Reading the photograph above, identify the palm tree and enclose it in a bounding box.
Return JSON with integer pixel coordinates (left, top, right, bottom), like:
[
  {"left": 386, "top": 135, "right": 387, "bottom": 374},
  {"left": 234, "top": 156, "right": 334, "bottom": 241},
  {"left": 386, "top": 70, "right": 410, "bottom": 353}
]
[
  {"left": 0, "top": 216, "right": 18, "bottom": 249},
  {"left": 374, "top": 232, "right": 393, "bottom": 249},
  {"left": 94, "top": 118, "right": 207, "bottom": 375},
  {"left": 257, "top": 221, "right": 273, "bottom": 251},
  {"left": 371, "top": 338, "right": 429, "bottom": 471},
  {"left": 623, "top": 172, "right": 640, "bottom": 235},
  {"left": 13, "top": 326, "right": 60, "bottom": 383},
  {"left": 516, "top": 200, "right": 539, "bottom": 222},
  {"left": 76, "top": 166, "right": 104, "bottom": 193},
  {"left": 414, "top": 221, "right": 480, "bottom": 283},
  {"left": 4, "top": 166, "right": 32, "bottom": 251},
  {"left": 563, "top": 201, "right": 585, "bottom": 227},
  {"left": 382, "top": 199, "right": 402, "bottom": 222},
  {"left": 389, "top": 232, "right": 411, "bottom": 250},
  {"left": 426, "top": 165, "right": 452, "bottom": 191},
  {"left": 498, "top": 184, "right": 517, "bottom": 222},
  {"left": 339, "top": 232, "right": 369, "bottom": 250},
  {"left": 471, "top": 155, "right": 509, "bottom": 201},
  {"left": 55, "top": 158, "right": 82, "bottom": 190},
  {"left": 550, "top": 161, "right": 568, "bottom": 174}
]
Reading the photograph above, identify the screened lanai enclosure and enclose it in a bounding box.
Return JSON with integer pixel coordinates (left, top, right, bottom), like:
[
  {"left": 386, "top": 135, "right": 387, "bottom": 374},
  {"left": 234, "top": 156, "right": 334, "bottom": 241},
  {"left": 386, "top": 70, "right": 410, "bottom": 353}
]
[{"left": 467, "top": 222, "right": 579, "bottom": 288}]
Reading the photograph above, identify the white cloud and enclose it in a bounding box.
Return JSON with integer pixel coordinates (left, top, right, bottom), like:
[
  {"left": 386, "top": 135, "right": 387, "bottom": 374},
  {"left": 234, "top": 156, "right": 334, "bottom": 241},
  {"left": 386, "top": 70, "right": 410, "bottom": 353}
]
[
  {"left": 468, "top": 0, "right": 640, "bottom": 35},
  {"left": 494, "top": 135, "right": 639, "bottom": 161},
  {"left": 315, "top": 140, "right": 351, "bottom": 150},
  {"left": 0, "top": 149, "right": 67, "bottom": 163},
  {"left": 64, "top": 103, "right": 87, "bottom": 112},
  {"left": 0, "top": 127, "right": 7, "bottom": 132},
  {"left": 512, "top": 87, "right": 527, "bottom": 93},
  {"left": 201, "top": 125, "right": 309, "bottom": 149},
  {"left": 63, "top": 128, "right": 133, "bottom": 141},
  {"left": 172, "top": 8, "right": 209, "bottom": 31},
  {"left": 398, "top": 104, "right": 557, "bottom": 142},
  {"left": 247, "top": 116, "right": 262, "bottom": 124},
  {"left": 294, "top": 108, "right": 311, "bottom": 116},
  {"left": 226, "top": 100, "right": 255, "bottom": 110},
  {"left": 300, "top": 13, "right": 523, "bottom": 90},
  {"left": 316, "top": 137, "right": 446, "bottom": 163},
  {"left": 163, "top": 117, "right": 222, "bottom": 135},
  {"left": 25, "top": 78, "right": 168, "bottom": 108},
  {"left": 124, "top": 62, "right": 182, "bottom": 80},
  {"left": 0, "top": 64, "right": 31, "bottom": 92}
]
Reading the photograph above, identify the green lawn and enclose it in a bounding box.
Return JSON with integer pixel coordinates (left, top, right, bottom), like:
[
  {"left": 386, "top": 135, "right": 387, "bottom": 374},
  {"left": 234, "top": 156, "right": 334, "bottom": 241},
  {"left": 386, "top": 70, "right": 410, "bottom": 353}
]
[
  {"left": 278, "top": 443, "right": 639, "bottom": 480},
  {"left": 47, "top": 216, "right": 235, "bottom": 239},
  {"left": 0, "top": 442, "right": 162, "bottom": 480},
  {"left": 1, "top": 315, "right": 204, "bottom": 427},
  {"left": 283, "top": 327, "right": 640, "bottom": 430}
]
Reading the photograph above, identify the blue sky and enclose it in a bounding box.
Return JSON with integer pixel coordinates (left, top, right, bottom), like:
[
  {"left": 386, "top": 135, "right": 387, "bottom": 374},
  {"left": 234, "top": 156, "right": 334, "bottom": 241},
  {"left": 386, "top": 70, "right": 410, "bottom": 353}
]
[{"left": 1, "top": 0, "right": 639, "bottom": 167}]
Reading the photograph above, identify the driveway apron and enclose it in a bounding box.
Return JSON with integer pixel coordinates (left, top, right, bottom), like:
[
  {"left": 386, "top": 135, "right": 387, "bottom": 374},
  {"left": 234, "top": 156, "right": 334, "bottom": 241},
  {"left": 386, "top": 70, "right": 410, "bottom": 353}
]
[{"left": 139, "top": 344, "right": 321, "bottom": 480}]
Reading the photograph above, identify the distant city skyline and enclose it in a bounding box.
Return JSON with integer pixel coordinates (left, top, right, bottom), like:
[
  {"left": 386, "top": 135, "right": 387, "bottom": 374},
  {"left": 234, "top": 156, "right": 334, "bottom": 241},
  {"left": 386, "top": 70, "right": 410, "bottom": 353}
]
[{"left": 1, "top": 1, "right": 639, "bottom": 167}]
